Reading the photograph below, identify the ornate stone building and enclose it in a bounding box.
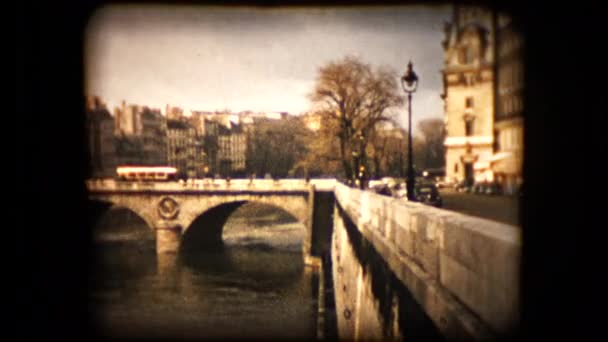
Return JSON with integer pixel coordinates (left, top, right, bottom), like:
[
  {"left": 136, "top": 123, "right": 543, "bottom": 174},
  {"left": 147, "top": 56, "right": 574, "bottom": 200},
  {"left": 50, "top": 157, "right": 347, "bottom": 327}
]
[
  {"left": 443, "top": 5, "right": 496, "bottom": 186},
  {"left": 442, "top": 5, "right": 523, "bottom": 193}
]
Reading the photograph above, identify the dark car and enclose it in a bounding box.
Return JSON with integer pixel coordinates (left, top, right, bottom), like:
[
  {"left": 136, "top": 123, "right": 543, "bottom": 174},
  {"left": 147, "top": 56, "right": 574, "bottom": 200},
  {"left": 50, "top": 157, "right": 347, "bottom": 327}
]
[{"left": 414, "top": 183, "right": 443, "bottom": 207}]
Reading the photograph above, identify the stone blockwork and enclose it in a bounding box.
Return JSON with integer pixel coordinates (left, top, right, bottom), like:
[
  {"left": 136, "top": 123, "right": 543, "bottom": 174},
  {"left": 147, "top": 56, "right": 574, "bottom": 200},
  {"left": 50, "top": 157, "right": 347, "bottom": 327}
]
[
  {"left": 86, "top": 179, "right": 328, "bottom": 259},
  {"left": 333, "top": 182, "right": 521, "bottom": 339},
  {"left": 332, "top": 204, "right": 387, "bottom": 340}
]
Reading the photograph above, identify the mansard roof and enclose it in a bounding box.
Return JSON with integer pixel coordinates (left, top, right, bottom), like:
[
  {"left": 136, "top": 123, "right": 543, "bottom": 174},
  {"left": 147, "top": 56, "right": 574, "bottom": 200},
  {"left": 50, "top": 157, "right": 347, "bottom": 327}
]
[{"left": 167, "top": 119, "right": 191, "bottom": 130}]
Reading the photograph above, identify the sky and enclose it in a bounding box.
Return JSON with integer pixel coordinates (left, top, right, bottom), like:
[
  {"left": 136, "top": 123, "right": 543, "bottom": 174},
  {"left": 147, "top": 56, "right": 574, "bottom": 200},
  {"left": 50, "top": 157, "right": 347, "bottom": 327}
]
[{"left": 85, "top": 4, "right": 452, "bottom": 131}]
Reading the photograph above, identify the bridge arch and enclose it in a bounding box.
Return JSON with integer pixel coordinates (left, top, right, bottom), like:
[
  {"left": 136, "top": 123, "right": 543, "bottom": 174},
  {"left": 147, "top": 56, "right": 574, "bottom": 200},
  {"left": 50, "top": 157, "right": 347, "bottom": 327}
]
[
  {"left": 180, "top": 200, "right": 305, "bottom": 252},
  {"left": 85, "top": 196, "right": 158, "bottom": 232},
  {"left": 86, "top": 182, "right": 317, "bottom": 257},
  {"left": 86, "top": 198, "right": 114, "bottom": 225}
]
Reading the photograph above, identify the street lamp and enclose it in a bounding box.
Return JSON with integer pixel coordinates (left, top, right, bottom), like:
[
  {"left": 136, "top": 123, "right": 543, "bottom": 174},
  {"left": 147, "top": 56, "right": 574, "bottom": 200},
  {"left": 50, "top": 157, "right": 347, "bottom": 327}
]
[{"left": 401, "top": 61, "right": 419, "bottom": 201}]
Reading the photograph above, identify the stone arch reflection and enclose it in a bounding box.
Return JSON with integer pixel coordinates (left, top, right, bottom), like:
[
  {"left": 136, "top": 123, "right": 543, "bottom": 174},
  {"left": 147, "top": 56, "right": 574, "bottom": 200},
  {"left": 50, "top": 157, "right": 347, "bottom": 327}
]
[{"left": 180, "top": 200, "right": 305, "bottom": 254}]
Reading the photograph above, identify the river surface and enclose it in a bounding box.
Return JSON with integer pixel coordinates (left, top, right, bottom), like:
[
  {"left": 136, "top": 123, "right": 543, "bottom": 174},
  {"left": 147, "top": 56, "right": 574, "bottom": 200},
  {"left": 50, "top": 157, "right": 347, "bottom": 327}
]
[{"left": 89, "top": 208, "right": 319, "bottom": 340}]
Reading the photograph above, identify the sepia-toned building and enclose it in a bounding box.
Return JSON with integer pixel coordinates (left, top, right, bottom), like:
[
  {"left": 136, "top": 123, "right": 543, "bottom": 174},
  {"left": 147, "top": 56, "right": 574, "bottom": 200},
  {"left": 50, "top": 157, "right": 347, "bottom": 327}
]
[
  {"left": 166, "top": 119, "right": 196, "bottom": 179},
  {"left": 442, "top": 5, "right": 496, "bottom": 186},
  {"left": 165, "top": 104, "right": 184, "bottom": 121},
  {"left": 493, "top": 12, "right": 524, "bottom": 194},
  {"left": 185, "top": 112, "right": 210, "bottom": 178},
  {"left": 218, "top": 122, "right": 246, "bottom": 177},
  {"left": 140, "top": 107, "right": 168, "bottom": 166},
  {"left": 192, "top": 137, "right": 207, "bottom": 178},
  {"left": 114, "top": 135, "right": 145, "bottom": 166},
  {"left": 442, "top": 5, "right": 523, "bottom": 193},
  {"left": 201, "top": 118, "right": 220, "bottom": 176},
  {"left": 85, "top": 96, "right": 116, "bottom": 178},
  {"left": 114, "top": 101, "right": 142, "bottom": 136}
]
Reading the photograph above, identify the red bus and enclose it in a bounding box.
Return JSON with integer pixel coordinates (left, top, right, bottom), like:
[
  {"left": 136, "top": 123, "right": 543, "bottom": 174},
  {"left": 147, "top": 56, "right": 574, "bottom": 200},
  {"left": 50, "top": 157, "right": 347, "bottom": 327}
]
[{"left": 116, "top": 166, "right": 178, "bottom": 181}]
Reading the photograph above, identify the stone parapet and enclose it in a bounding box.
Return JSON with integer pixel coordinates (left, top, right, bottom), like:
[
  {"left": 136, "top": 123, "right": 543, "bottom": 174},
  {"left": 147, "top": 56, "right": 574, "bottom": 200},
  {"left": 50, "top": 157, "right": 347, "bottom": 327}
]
[
  {"left": 86, "top": 178, "right": 336, "bottom": 193},
  {"left": 333, "top": 182, "right": 521, "bottom": 338}
]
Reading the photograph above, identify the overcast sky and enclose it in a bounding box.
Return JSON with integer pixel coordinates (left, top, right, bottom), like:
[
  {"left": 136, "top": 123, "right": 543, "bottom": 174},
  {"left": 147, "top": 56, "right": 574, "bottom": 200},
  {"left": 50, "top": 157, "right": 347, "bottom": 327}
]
[{"left": 85, "top": 4, "right": 451, "bottom": 130}]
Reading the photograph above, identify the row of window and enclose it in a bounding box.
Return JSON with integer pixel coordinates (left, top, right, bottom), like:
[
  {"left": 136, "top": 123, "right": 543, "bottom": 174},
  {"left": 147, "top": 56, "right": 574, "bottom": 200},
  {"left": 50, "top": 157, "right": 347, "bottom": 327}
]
[
  {"left": 498, "top": 62, "right": 524, "bottom": 93},
  {"left": 458, "top": 46, "right": 477, "bottom": 65},
  {"left": 498, "top": 127, "right": 523, "bottom": 151},
  {"left": 498, "top": 33, "right": 522, "bottom": 58},
  {"left": 499, "top": 95, "right": 523, "bottom": 117}
]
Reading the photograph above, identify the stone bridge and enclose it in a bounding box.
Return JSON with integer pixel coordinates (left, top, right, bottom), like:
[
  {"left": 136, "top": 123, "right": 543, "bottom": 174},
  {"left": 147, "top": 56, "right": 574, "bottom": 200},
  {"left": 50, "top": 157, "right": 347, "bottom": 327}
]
[
  {"left": 86, "top": 178, "right": 522, "bottom": 339},
  {"left": 86, "top": 178, "right": 337, "bottom": 265}
]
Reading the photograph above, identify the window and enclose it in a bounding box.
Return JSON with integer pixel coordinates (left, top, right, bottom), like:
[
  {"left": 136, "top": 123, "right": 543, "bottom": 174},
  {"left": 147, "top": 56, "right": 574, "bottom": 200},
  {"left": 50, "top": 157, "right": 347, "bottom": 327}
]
[
  {"left": 454, "top": 163, "right": 459, "bottom": 173},
  {"left": 459, "top": 46, "right": 474, "bottom": 64},
  {"left": 466, "top": 46, "right": 475, "bottom": 63},
  {"left": 465, "top": 119, "right": 474, "bottom": 136},
  {"left": 465, "top": 97, "right": 474, "bottom": 108}
]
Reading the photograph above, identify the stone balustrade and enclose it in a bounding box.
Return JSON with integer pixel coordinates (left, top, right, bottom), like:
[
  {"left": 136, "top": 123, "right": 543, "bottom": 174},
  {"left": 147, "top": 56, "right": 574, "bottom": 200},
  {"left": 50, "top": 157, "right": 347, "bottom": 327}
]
[{"left": 333, "top": 182, "right": 521, "bottom": 338}]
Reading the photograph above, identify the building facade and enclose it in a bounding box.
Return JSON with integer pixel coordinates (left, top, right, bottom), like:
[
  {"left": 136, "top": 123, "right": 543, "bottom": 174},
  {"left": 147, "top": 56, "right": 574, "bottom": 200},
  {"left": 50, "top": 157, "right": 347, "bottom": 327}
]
[
  {"left": 218, "top": 122, "right": 246, "bottom": 177},
  {"left": 114, "top": 101, "right": 142, "bottom": 136},
  {"left": 140, "top": 107, "right": 168, "bottom": 166},
  {"left": 493, "top": 13, "right": 524, "bottom": 194},
  {"left": 442, "top": 5, "right": 523, "bottom": 193},
  {"left": 166, "top": 119, "right": 196, "bottom": 179},
  {"left": 85, "top": 96, "right": 116, "bottom": 178},
  {"left": 202, "top": 118, "right": 220, "bottom": 176},
  {"left": 165, "top": 105, "right": 184, "bottom": 121},
  {"left": 443, "top": 5, "right": 496, "bottom": 186},
  {"left": 114, "top": 135, "right": 145, "bottom": 166}
]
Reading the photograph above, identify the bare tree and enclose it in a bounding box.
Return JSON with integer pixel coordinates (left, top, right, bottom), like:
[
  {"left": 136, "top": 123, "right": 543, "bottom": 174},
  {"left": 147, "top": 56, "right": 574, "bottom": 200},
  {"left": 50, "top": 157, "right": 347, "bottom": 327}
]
[
  {"left": 309, "top": 56, "right": 404, "bottom": 184},
  {"left": 294, "top": 110, "right": 344, "bottom": 178},
  {"left": 246, "top": 117, "right": 307, "bottom": 178},
  {"left": 417, "top": 118, "right": 446, "bottom": 170}
]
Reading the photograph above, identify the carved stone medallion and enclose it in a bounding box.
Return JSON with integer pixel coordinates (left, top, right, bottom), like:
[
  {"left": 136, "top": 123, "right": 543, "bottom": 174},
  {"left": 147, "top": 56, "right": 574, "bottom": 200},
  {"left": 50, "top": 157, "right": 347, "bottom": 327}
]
[{"left": 158, "top": 197, "right": 180, "bottom": 220}]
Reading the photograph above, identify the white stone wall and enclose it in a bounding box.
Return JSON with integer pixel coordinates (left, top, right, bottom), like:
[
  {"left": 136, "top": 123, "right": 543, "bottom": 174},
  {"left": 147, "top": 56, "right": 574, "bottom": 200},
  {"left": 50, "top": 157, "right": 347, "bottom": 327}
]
[{"left": 333, "top": 183, "right": 521, "bottom": 338}]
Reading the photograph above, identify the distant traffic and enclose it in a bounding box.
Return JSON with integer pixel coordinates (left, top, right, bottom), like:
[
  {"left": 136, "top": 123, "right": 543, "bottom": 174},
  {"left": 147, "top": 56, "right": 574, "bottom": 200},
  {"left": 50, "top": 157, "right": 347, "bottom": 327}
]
[{"left": 368, "top": 177, "right": 443, "bottom": 208}]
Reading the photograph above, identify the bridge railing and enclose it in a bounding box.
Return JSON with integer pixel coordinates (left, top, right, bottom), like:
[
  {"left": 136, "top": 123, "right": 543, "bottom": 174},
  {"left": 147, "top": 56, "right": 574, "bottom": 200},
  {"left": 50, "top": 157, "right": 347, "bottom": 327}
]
[
  {"left": 334, "top": 182, "right": 521, "bottom": 338},
  {"left": 85, "top": 178, "right": 337, "bottom": 192}
]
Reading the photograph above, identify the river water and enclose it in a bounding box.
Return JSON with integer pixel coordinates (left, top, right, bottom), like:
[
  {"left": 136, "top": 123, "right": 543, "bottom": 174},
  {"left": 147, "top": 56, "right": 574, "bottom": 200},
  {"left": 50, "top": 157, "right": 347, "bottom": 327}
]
[{"left": 89, "top": 207, "right": 319, "bottom": 340}]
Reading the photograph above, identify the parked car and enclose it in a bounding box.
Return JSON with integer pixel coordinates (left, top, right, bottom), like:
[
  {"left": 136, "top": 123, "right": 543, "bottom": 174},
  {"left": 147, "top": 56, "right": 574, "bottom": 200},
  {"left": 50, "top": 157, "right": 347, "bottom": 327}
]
[
  {"left": 414, "top": 183, "right": 443, "bottom": 207},
  {"left": 391, "top": 182, "right": 408, "bottom": 199},
  {"left": 377, "top": 184, "right": 393, "bottom": 196},
  {"left": 435, "top": 178, "right": 449, "bottom": 189},
  {"left": 370, "top": 182, "right": 392, "bottom": 196}
]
